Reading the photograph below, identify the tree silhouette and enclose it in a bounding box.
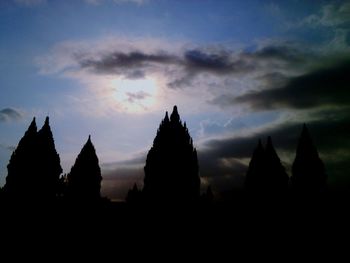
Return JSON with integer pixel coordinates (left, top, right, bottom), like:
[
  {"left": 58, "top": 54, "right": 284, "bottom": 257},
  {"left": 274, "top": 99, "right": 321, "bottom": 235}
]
[
  {"left": 291, "top": 124, "right": 327, "bottom": 193},
  {"left": 37, "top": 117, "right": 63, "bottom": 199},
  {"left": 143, "top": 106, "right": 200, "bottom": 203},
  {"left": 66, "top": 136, "right": 102, "bottom": 201},
  {"left": 245, "top": 137, "right": 288, "bottom": 193},
  {"left": 3, "top": 118, "right": 38, "bottom": 199}
]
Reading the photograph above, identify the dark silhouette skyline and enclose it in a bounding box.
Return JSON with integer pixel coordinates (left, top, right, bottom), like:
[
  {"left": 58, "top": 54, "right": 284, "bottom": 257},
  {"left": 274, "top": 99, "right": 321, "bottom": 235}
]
[
  {"left": 0, "top": 107, "right": 332, "bottom": 207},
  {"left": 1, "top": 0, "right": 349, "bottom": 214}
]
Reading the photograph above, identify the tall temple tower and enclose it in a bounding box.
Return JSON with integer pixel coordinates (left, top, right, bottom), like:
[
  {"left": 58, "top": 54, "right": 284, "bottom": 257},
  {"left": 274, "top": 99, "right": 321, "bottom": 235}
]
[
  {"left": 245, "top": 137, "right": 288, "bottom": 194},
  {"left": 4, "top": 117, "right": 62, "bottom": 200},
  {"left": 143, "top": 106, "right": 200, "bottom": 203},
  {"left": 291, "top": 124, "right": 327, "bottom": 193},
  {"left": 66, "top": 136, "right": 102, "bottom": 201}
]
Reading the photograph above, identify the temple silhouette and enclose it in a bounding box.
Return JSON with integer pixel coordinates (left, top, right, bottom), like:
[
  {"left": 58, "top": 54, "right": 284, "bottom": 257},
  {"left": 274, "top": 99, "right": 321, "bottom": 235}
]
[
  {"left": 244, "top": 124, "right": 327, "bottom": 197},
  {"left": 142, "top": 105, "right": 200, "bottom": 203},
  {"left": 291, "top": 124, "right": 327, "bottom": 193},
  {"left": 245, "top": 137, "right": 289, "bottom": 194},
  {"left": 1, "top": 118, "right": 102, "bottom": 204},
  {"left": 66, "top": 135, "right": 102, "bottom": 202},
  {"left": 3, "top": 117, "right": 62, "bottom": 201}
]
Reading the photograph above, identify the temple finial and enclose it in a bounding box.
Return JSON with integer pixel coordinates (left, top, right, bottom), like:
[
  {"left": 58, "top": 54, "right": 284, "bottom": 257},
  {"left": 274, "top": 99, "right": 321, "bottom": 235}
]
[
  {"left": 170, "top": 105, "right": 180, "bottom": 122},
  {"left": 164, "top": 111, "right": 169, "bottom": 123}
]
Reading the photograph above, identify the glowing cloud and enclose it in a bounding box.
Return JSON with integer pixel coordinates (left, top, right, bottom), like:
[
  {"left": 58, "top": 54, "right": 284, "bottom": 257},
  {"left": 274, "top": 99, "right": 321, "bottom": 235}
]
[{"left": 111, "top": 77, "right": 158, "bottom": 113}]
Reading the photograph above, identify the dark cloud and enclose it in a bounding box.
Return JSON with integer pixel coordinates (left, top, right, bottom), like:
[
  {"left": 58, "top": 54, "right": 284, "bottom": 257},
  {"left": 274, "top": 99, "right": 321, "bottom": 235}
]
[
  {"left": 77, "top": 45, "right": 303, "bottom": 89},
  {"left": 100, "top": 154, "right": 146, "bottom": 200},
  {"left": 80, "top": 49, "right": 251, "bottom": 77},
  {"left": 0, "top": 108, "right": 22, "bottom": 122},
  {"left": 198, "top": 152, "right": 247, "bottom": 192},
  {"left": 126, "top": 91, "right": 150, "bottom": 103},
  {"left": 299, "top": 108, "right": 350, "bottom": 153},
  {"left": 224, "top": 60, "right": 350, "bottom": 110},
  {"left": 184, "top": 49, "right": 231, "bottom": 72},
  {"left": 101, "top": 166, "right": 144, "bottom": 201},
  {"left": 256, "top": 72, "right": 289, "bottom": 88},
  {"left": 125, "top": 69, "right": 146, "bottom": 79},
  {"left": 208, "top": 94, "right": 236, "bottom": 108},
  {"left": 203, "top": 110, "right": 350, "bottom": 159},
  {"left": 80, "top": 51, "right": 178, "bottom": 77},
  {"left": 184, "top": 49, "right": 253, "bottom": 74},
  {"left": 101, "top": 152, "right": 146, "bottom": 169},
  {"left": 167, "top": 74, "right": 193, "bottom": 89},
  {"left": 247, "top": 45, "right": 307, "bottom": 63}
]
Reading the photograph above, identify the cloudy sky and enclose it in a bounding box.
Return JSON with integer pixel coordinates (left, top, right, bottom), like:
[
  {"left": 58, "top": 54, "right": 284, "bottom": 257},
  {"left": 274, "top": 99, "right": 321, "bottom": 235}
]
[{"left": 0, "top": 0, "right": 349, "bottom": 200}]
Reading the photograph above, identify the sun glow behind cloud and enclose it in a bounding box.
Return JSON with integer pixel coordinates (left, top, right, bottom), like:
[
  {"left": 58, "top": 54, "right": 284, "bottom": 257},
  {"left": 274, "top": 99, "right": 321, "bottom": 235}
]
[{"left": 111, "top": 77, "right": 158, "bottom": 113}]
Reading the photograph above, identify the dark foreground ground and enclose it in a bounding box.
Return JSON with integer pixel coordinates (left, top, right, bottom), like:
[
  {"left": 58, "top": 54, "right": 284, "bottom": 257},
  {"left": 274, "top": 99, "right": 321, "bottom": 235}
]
[
  {"left": 1, "top": 193, "right": 349, "bottom": 260},
  {"left": 2, "top": 191, "right": 350, "bottom": 224}
]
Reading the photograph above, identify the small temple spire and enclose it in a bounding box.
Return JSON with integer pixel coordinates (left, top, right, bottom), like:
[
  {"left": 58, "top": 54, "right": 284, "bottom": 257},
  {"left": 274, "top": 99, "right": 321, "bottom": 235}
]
[
  {"left": 30, "top": 117, "right": 36, "bottom": 127},
  {"left": 266, "top": 136, "right": 274, "bottom": 151},
  {"left": 26, "top": 117, "right": 37, "bottom": 135},
  {"left": 86, "top": 135, "right": 93, "bottom": 146},
  {"left": 164, "top": 111, "right": 169, "bottom": 123},
  {"left": 170, "top": 105, "right": 180, "bottom": 122},
  {"left": 38, "top": 115, "right": 53, "bottom": 137},
  {"left": 39, "top": 116, "right": 50, "bottom": 132},
  {"left": 301, "top": 123, "right": 310, "bottom": 139}
]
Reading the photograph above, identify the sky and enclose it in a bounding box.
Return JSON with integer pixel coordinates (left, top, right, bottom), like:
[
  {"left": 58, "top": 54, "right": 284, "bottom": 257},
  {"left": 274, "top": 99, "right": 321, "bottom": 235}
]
[{"left": 0, "top": 0, "right": 349, "bottom": 200}]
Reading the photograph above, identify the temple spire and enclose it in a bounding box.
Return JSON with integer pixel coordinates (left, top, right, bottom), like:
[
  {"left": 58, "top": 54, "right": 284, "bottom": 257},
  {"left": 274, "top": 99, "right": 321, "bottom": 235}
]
[
  {"left": 67, "top": 135, "right": 102, "bottom": 201},
  {"left": 170, "top": 105, "right": 180, "bottom": 123},
  {"left": 164, "top": 111, "right": 169, "bottom": 123},
  {"left": 26, "top": 117, "right": 37, "bottom": 135},
  {"left": 39, "top": 116, "right": 51, "bottom": 134},
  {"left": 291, "top": 124, "right": 326, "bottom": 192},
  {"left": 245, "top": 137, "right": 288, "bottom": 193}
]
